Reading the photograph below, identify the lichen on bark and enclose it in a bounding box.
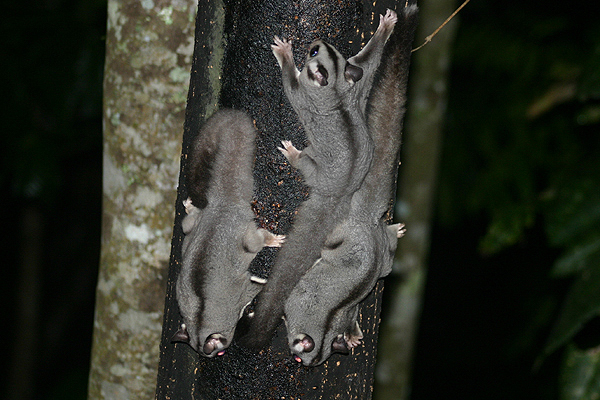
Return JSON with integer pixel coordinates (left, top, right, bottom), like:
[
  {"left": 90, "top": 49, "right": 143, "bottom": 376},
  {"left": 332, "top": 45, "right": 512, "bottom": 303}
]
[{"left": 88, "top": 0, "right": 197, "bottom": 399}]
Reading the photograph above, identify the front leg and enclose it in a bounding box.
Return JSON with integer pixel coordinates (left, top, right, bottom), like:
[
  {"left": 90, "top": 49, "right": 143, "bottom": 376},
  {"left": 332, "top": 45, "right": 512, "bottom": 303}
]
[
  {"left": 282, "top": 143, "right": 318, "bottom": 186},
  {"left": 278, "top": 140, "right": 302, "bottom": 167},
  {"left": 181, "top": 197, "right": 201, "bottom": 234},
  {"left": 272, "top": 36, "right": 300, "bottom": 87},
  {"left": 183, "top": 197, "right": 195, "bottom": 215},
  {"left": 348, "top": 9, "right": 398, "bottom": 111},
  {"left": 350, "top": 9, "right": 397, "bottom": 68},
  {"left": 376, "top": 9, "right": 399, "bottom": 40}
]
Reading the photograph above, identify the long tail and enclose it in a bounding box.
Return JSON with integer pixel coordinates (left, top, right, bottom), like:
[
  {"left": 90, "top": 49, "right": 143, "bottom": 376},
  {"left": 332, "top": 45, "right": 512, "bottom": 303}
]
[
  {"left": 241, "top": 194, "right": 350, "bottom": 348},
  {"left": 359, "top": 4, "right": 419, "bottom": 213},
  {"left": 186, "top": 109, "right": 256, "bottom": 208}
]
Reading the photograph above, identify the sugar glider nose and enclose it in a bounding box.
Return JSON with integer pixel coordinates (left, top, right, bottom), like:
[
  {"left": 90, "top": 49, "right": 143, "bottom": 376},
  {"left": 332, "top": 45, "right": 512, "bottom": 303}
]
[
  {"left": 203, "top": 334, "right": 227, "bottom": 356},
  {"left": 293, "top": 334, "right": 315, "bottom": 353}
]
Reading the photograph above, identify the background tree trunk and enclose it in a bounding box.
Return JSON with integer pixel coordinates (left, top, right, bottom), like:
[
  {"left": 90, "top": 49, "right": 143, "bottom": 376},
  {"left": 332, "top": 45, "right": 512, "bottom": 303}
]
[
  {"left": 87, "top": 0, "right": 197, "bottom": 398},
  {"left": 374, "top": 0, "right": 458, "bottom": 399},
  {"left": 155, "top": 0, "right": 413, "bottom": 399}
]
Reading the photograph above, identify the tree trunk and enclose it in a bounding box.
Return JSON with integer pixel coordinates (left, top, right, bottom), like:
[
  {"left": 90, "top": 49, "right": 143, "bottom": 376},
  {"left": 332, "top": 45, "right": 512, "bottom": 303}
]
[
  {"left": 374, "top": 1, "right": 458, "bottom": 399},
  {"left": 87, "top": 0, "right": 197, "bottom": 398},
  {"left": 155, "top": 0, "right": 413, "bottom": 399}
]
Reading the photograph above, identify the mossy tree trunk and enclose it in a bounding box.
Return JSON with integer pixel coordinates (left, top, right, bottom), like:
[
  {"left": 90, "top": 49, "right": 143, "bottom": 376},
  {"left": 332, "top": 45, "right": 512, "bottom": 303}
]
[{"left": 88, "top": 0, "right": 197, "bottom": 398}]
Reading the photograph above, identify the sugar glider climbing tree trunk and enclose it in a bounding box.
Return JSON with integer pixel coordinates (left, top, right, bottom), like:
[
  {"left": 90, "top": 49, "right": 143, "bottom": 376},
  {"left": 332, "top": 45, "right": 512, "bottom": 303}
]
[{"left": 155, "top": 1, "right": 417, "bottom": 398}]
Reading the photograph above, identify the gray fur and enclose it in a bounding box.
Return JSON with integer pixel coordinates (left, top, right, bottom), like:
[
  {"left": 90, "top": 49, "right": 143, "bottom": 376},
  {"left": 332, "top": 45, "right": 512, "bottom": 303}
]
[
  {"left": 284, "top": 5, "right": 419, "bottom": 366},
  {"left": 242, "top": 9, "right": 398, "bottom": 349},
  {"left": 175, "top": 109, "right": 284, "bottom": 357}
]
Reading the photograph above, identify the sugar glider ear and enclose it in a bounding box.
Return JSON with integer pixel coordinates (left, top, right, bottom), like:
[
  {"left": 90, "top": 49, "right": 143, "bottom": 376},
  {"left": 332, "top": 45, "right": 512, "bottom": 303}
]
[
  {"left": 172, "top": 324, "right": 190, "bottom": 343},
  {"left": 344, "top": 63, "right": 363, "bottom": 83},
  {"left": 331, "top": 334, "right": 350, "bottom": 354}
]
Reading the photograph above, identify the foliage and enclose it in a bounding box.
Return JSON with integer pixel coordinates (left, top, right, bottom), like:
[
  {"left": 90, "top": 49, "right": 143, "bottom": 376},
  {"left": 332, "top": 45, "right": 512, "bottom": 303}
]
[
  {"left": 560, "top": 343, "right": 600, "bottom": 400},
  {"left": 436, "top": 0, "right": 600, "bottom": 397}
]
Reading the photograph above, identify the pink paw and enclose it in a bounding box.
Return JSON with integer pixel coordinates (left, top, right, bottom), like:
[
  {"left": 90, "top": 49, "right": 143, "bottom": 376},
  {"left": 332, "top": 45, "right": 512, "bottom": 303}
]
[
  {"left": 266, "top": 234, "right": 286, "bottom": 248},
  {"left": 278, "top": 140, "right": 302, "bottom": 162},
  {"left": 380, "top": 9, "right": 398, "bottom": 27},
  {"left": 345, "top": 322, "right": 364, "bottom": 349},
  {"left": 271, "top": 36, "right": 293, "bottom": 65},
  {"left": 397, "top": 223, "right": 406, "bottom": 239},
  {"left": 183, "top": 197, "right": 194, "bottom": 214}
]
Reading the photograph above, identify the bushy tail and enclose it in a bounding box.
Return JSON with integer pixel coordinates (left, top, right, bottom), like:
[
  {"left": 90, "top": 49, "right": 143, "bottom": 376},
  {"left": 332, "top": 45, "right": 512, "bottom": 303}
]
[
  {"left": 187, "top": 136, "right": 216, "bottom": 210},
  {"left": 241, "top": 194, "right": 350, "bottom": 348},
  {"left": 359, "top": 4, "right": 419, "bottom": 213},
  {"left": 186, "top": 109, "right": 256, "bottom": 208}
]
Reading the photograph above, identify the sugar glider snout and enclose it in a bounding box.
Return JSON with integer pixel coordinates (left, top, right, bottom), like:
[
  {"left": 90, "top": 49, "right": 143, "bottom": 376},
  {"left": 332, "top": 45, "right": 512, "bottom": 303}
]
[
  {"left": 292, "top": 334, "right": 316, "bottom": 365},
  {"left": 203, "top": 333, "right": 227, "bottom": 357},
  {"left": 292, "top": 334, "right": 315, "bottom": 353}
]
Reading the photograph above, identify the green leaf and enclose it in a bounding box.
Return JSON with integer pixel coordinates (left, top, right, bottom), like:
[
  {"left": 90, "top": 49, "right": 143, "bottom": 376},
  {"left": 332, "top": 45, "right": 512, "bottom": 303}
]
[
  {"left": 479, "top": 202, "right": 534, "bottom": 254},
  {"left": 544, "top": 179, "right": 600, "bottom": 247},
  {"left": 560, "top": 343, "right": 600, "bottom": 400},
  {"left": 552, "top": 236, "right": 600, "bottom": 277},
  {"left": 576, "top": 105, "right": 600, "bottom": 126},
  {"left": 544, "top": 261, "right": 600, "bottom": 357}
]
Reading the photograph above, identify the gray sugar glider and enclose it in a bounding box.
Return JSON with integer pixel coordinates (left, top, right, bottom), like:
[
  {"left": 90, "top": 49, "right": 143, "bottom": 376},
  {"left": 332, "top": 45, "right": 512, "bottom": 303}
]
[
  {"left": 173, "top": 109, "right": 284, "bottom": 357},
  {"left": 284, "top": 5, "right": 419, "bottom": 366},
  {"left": 241, "top": 9, "right": 398, "bottom": 349}
]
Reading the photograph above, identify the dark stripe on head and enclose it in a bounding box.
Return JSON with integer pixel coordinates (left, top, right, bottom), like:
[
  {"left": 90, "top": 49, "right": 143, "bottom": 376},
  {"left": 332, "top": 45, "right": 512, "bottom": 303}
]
[
  {"left": 319, "top": 254, "right": 379, "bottom": 363},
  {"left": 189, "top": 225, "right": 219, "bottom": 328},
  {"left": 322, "top": 42, "right": 339, "bottom": 79}
]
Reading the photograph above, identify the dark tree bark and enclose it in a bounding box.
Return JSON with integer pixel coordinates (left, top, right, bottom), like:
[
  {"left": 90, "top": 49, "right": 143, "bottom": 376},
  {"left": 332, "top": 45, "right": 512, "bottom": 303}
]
[{"left": 156, "top": 1, "right": 410, "bottom": 398}]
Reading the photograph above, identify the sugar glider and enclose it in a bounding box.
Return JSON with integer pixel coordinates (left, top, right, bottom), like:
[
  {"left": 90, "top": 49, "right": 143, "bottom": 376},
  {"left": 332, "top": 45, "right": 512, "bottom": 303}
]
[
  {"left": 284, "top": 5, "right": 419, "bottom": 366},
  {"left": 241, "top": 10, "right": 398, "bottom": 349},
  {"left": 174, "top": 109, "right": 284, "bottom": 357}
]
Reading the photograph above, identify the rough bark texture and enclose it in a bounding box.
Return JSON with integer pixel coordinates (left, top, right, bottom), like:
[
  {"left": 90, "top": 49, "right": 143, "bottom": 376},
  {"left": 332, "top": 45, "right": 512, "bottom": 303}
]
[
  {"left": 374, "top": 1, "right": 458, "bottom": 399},
  {"left": 156, "top": 0, "right": 408, "bottom": 399},
  {"left": 88, "top": 0, "right": 197, "bottom": 398}
]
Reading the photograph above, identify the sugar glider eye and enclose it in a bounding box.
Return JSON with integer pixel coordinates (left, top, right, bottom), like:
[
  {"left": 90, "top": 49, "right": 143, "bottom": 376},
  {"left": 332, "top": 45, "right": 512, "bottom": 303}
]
[{"left": 310, "top": 45, "right": 319, "bottom": 57}]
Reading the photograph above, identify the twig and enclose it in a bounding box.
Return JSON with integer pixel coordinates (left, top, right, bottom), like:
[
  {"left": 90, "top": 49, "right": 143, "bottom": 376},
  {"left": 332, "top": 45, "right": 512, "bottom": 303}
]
[{"left": 412, "top": 0, "right": 471, "bottom": 52}]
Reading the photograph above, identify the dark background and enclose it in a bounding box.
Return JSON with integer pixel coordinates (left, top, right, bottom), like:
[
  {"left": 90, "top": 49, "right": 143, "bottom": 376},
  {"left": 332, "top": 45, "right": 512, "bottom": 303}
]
[{"left": 2, "top": 0, "right": 599, "bottom": 399}]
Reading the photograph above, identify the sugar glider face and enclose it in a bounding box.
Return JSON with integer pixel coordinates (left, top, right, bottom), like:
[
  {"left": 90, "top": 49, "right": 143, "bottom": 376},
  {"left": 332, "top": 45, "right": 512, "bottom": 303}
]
[
  {"left": 175, "top": 254, "right": 265, "bottom": 357},
  {"left": 286, "top": 304, "right": 362, "bottom": 366},
  {"left": 172, "top": 324, "right": 230, "bottom": 357},
  {"left": 306, "top": 43, "right": 329, "bottom": 86},
  {"left": 176, "top": 206, "right": 283, "bottom": 357},
  {"left": 303, "top": 40, "right": 364, "bottom": 87}
]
